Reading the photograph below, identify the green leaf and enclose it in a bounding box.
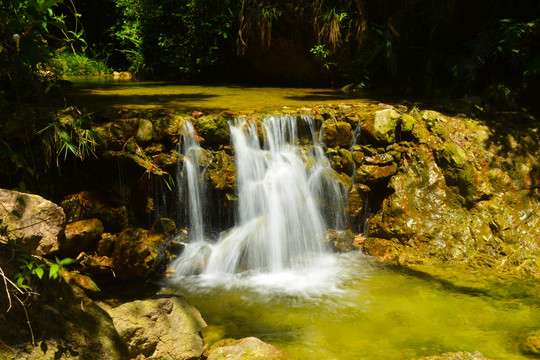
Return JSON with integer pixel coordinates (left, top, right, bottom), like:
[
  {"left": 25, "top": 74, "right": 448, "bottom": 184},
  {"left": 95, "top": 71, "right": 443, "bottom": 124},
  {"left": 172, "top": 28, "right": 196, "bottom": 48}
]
[
  {"left": 58, "top": 257, "right": 77, "bottom": 266},
  {"left": 17, "top": 196, "right": 26, "bottom": 207},
  {"left": 11, "top": 210, "right": 22, "bottom": 218},
  {"left": 49, "top": 264, "right": 59, "bottom": 279},
  {"left": 34, "top": 267, "right": 44, "bottom": 279}
]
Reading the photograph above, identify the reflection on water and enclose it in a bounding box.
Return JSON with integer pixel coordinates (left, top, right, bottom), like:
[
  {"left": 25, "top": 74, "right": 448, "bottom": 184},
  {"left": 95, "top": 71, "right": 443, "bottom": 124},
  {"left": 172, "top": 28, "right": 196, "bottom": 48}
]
[
  {"left": 65, "top": 77, "right": 374, "bottom": 112},
  {"left": 166, "top": 253, "right": 540, "bottom": 360}
]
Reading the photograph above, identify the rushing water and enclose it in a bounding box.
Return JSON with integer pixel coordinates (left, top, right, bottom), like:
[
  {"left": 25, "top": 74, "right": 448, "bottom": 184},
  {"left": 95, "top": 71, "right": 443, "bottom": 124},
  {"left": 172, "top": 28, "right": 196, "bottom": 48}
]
[{"left": 170, "top": 115, "right": 347, "bottom": 276}]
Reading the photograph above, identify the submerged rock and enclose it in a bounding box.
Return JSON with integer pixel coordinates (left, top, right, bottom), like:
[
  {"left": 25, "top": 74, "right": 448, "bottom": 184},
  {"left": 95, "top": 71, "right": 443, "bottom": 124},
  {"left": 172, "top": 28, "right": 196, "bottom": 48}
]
[
  {"left": 521, "top": 329, "right": 540, "bottom": 356},
  {"left": 107, "top": 295, "right": 206, "bottom": 360},
  {"left": 207, "top": 337, "right": 288, "bottom": 360},
  {"left": 412, "top": 351, "right": 493, "bottom": 359},
  {"left": 0, "top": 189, "right": 64, "bottom": 255}
]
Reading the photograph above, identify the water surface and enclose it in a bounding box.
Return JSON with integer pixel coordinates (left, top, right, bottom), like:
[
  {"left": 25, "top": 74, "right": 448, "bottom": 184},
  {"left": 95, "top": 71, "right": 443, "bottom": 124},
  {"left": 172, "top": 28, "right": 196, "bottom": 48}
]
[
  {"left": 167, "top": 253, "right": 539, "bottom": 360},
  {"left": 66, "top": 77, "right": 373, "bottom": 112}
]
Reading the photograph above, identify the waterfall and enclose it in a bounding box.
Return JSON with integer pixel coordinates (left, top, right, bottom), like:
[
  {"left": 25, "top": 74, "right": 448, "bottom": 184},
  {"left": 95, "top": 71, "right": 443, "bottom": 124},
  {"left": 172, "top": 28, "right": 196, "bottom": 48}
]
[
  {"left": 169, "top": 115, "right": 348, "bottom": 279},
  {"left": 176, "top": 121, "right": 209, "bottom": 242}
]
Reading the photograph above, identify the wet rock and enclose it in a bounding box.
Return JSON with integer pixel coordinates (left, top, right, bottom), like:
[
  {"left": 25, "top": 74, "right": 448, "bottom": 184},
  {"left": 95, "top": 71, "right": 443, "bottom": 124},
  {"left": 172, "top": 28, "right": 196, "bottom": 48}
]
[
  {"left": 351, "top": 148, "right": 365, "bottom": 165},
  {"left": 107, "top": 295, "right": 206, "bottom": 360},
  {"left": 61, "top": 270, "right": 101, "bottom": 293},
  {"left": 364, "top": 152, "right": 394, "bottom": 165},
  {"left": 112, "top": 228, "right": 168, "bottom": 280},
  {"left": 92, "top": 119, "right": 139, "bottom": 150},
  {"left": 152, "top": 150, "right": 179, "bottom": 169},
  {"left": 412, "top": 351, "right": 493, "bottom": 359},
  {"left": 338, "top": 148, "right": 354, "bottom": 173},
  {"left": 361, "top": 237, "right": 397, "bottom": 260},
  {"left": 355, "top": 163, "right": 397, "bottom": 184},
  {"left": 97, "top": 232, "right": 117, "bottom": 256},
  {"left": 207, "top": 337, "right": 288, "bottom": 360},
  {"left": 207, "top": 150, "right": 237, "bottom": 191},
  {"left": 80, "top": 254, "right": 115, "bottom": 277},
  {"left": 322, "top": 120, "right": 353, "bottom": 147},
  {"left": 136, "top": 119, "right": 153, "bottom": 143},
  {"left": 62, "top": 218, "right": 104, "bottom": 257},
  {"left": 401, "top": 114, "right": 416, "bottom": 132},
  {"left": 0, "top": 189, "right": 64, "bottom": 255},
  {"left": 60, "top": 191, "right": 129, "bottom": 233},
  {"left": 325, "top": 229, "right": 356, "bottom": 252},
  {"left": 436, "top": 141, "right": 491, "bottom": 206},
  {"left": 522, "top": 329, "right": 540, "bottom": 356},
  {"left": 361, "top": 108, "right": 401, "bottom": 144},
  {"left": 152, "top": 114, "right": 186, "bottom": 141},
  {"left": 347, "top": 184, "right": 367, "bottom": 227},
  {"left": 195, "top": 114, "right": 230, "bottom": 145}
]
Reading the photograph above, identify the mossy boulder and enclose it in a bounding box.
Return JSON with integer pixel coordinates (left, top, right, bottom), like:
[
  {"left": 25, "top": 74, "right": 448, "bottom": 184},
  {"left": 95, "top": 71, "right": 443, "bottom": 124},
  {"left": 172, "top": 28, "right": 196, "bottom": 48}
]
[
  {"left": 136, "top": 118, "right": 153, "bottom": 143},
  {"left": 207, "top": 150, "right": 237, "bottom": 191},
  {"left": 355, "top": 163, "right": 397, "bottom": 184},
  {"left": 436, "top": 141, "right": 491, "bottom": 206},
  {"left": 361, "top": 108, "right": 401, "bottom": 144},
  {"left": 322, "top": 120, "right": 353, "bottom": 147},
  {"left": 111, "top": 228, "right": 168, "bottom": 280},
  {"left": 195, "top": 114, "right": 230, "bottom": 145}
]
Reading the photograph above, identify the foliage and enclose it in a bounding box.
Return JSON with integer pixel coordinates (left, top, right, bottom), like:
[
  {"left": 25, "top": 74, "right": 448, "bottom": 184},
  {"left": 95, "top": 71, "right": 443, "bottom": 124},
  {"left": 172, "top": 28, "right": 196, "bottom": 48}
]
[
  {"left": 49, "top": 51, "right": 110, "bottom": 76},
  {"left": 109, "top": 0, "right": 234, "bottom": 78},
  {"left": 37, "top": 108, "right": 102, "bottom": 171},
  {"left": 0, "top": 0, "right": 88, "bottom": 106}
]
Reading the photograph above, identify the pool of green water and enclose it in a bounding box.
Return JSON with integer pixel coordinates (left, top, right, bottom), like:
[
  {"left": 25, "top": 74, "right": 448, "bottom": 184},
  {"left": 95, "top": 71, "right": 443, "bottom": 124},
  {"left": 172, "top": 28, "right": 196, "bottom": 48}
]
[
  {"left": 167, "top": 253, "right": 539, "bottom": 360},
  {"left": 66, "top": 77, "right": 374, "bottom": 112}
]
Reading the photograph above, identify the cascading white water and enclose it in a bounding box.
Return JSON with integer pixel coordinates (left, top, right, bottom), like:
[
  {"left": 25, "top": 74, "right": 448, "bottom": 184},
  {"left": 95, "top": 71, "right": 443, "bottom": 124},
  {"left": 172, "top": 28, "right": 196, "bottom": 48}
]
[
  {"left": 170, "top": 115, "right": 348, "bottom": 284},
  {"left": 176, "top": 121, "right": 208, "bottom": 242}
]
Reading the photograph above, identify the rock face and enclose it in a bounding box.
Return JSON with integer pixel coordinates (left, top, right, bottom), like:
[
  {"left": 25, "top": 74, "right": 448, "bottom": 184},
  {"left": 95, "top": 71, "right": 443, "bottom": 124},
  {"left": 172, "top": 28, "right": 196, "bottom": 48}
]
[
  {"left": 107, "top": 295, "right": 207, "bottom": 360},
  {"left": 0, "top": 189, "right": 64, "bottom": 255},
  {"left": 207, "top": 337, "right": 289, "bottom": 360}
]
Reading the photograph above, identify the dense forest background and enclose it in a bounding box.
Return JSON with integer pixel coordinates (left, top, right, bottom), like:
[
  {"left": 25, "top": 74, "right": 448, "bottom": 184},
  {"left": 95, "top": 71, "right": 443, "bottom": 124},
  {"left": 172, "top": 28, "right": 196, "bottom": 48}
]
[{"left": 1, "top": 0, "right": 539, "bottom": 100}]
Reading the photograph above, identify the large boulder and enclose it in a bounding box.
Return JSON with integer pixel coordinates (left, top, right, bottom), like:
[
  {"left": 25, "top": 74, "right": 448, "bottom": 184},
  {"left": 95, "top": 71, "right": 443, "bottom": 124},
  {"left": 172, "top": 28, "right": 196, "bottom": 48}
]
[
  {"left": 207, "top": 337, "right": 288, "bottom": 360},
  {"left": 0, "top": 272, "right": 128, "bottom": 360},
  {"left": 0, "top": 189, "right": 64, "bottom": 255},
  {"left": 361, "top": 108, "right": 401, "bottom": 144},
  {"left": 107, "top": 295, "right": 207, "bottom": 360},
  {"left": 111, "top": 228, "right": 168, "bottom": 280},
  {"left": 195, "top": 114, "right": 230, "bottom": 145}
]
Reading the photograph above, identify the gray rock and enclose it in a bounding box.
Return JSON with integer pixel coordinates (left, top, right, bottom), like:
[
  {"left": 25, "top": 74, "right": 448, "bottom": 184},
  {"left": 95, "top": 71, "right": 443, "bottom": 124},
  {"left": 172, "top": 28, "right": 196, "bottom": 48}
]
[
  {"left": 0, "top": 189, "right": 64, "bottom": 255},
  {"left": 107, "top": 295, "right": 207, "bottom": 360}
]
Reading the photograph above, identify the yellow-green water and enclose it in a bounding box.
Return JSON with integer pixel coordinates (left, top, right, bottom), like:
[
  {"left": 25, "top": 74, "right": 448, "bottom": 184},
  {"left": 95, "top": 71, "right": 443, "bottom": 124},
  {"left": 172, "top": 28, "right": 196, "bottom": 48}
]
[
  {"left": 66, "top": 77, "right": 374, "bottom": 112},
  {"left": 168, "top": 253, "right": 539, "bottom": 360}
]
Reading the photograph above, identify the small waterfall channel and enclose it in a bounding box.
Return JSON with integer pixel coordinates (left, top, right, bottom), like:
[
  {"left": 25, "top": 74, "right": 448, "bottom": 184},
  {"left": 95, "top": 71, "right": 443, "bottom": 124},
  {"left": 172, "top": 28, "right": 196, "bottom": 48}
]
[{"left": 169, "top": 115, "right": 348, "bottom": 287}]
